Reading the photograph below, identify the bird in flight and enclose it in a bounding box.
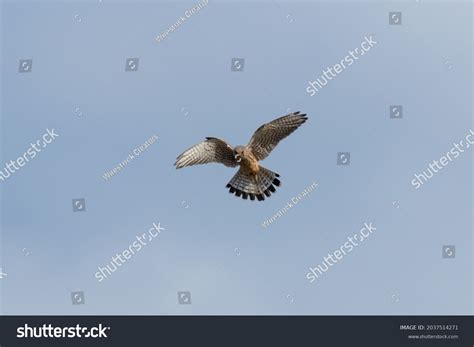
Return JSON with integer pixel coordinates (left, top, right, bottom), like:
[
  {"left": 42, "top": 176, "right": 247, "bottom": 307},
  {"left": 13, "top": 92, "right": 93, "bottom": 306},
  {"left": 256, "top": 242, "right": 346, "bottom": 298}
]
[{"left": 174, "top": 111, "right": 308, "bottom": 201}]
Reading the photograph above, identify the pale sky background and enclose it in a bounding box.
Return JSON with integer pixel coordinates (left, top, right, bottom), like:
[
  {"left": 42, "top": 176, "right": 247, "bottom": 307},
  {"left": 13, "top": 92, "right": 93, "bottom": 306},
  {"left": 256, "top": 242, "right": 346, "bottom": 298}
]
[{"left": 0, "top": 0, "right": 472, "bottom": 315}]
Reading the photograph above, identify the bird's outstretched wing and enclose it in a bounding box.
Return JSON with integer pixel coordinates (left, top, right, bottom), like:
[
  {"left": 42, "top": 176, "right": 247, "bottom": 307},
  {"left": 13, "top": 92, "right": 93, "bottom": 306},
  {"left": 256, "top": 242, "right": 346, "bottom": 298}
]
[
  {"left": 174, "top": 137, "right": 238, "bottom": 169},
  {"left": 247, "top": 111, "right": 308, "bottom": 161}
]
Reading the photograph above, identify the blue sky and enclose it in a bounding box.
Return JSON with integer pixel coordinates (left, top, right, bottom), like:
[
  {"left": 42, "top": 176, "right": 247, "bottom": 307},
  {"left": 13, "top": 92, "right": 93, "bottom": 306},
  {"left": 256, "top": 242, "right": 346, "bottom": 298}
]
[{"left": 0, "top": 0, "right": 472, "bottom": 315}]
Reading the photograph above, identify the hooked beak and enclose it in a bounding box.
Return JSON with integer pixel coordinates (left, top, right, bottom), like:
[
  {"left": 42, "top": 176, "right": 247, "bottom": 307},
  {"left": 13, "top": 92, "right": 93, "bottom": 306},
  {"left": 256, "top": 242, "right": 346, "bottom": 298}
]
[{"left": 235, "top": 154, "right": 242, "bottom": 163}]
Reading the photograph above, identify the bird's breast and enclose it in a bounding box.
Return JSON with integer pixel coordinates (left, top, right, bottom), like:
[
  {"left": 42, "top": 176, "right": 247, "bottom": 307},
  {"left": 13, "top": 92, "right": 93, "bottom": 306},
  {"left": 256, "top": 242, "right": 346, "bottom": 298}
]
[{"left": 240, "top": 154, "right": 260, "bottom": 175}]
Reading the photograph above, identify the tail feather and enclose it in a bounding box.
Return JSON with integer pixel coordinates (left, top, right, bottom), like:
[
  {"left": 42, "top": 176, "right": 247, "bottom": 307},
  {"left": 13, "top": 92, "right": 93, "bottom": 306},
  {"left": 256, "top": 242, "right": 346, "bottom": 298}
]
[{"left": 226, "top": 167, "right": 281, "bottom": 201}]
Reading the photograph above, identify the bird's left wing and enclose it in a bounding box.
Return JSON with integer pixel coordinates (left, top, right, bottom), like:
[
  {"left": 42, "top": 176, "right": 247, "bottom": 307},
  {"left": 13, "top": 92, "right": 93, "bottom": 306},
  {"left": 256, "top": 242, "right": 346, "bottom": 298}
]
[
  {"left": 247, "top": 111, "right": 308, "bottom": 161},
  {"left": 174, "top": 137, "right": 238, "bottom": 169}
]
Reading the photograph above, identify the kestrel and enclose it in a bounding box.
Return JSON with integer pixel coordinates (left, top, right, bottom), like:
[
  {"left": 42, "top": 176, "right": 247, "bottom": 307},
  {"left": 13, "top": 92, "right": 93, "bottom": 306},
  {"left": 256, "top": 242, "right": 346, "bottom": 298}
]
[{"left": 174, "top": 111, "right": 308, "bottom": 201}]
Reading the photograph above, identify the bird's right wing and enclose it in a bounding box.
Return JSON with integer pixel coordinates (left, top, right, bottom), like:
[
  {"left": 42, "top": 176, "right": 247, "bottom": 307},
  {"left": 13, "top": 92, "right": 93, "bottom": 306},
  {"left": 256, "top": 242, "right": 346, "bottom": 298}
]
[
  {"left": 174, "top": 137, "right": 238, "bottom": 169},
  {"left": 247, "top": 111, "right": 308, "bottom": 161}
]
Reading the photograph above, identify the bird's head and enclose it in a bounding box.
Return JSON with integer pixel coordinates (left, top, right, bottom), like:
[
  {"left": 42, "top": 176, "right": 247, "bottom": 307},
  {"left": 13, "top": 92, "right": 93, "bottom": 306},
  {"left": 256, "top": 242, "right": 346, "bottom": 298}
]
[{"left": 233, "top": 146, "right": 245, "bottom": 163}]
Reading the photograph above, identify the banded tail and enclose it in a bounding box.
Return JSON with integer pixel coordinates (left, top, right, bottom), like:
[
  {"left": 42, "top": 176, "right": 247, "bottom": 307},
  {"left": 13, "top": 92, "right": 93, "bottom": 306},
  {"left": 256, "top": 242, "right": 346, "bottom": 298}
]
[{"left": 226, "top": 167, "right": 281, "bottom": 201}]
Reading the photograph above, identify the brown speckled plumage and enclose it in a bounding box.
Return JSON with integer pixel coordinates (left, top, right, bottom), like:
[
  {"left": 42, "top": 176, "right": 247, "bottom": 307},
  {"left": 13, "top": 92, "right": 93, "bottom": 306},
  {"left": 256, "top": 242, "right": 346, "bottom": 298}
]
[{"left": 174, "top": 112, "right": 308, "bottom": 201}]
